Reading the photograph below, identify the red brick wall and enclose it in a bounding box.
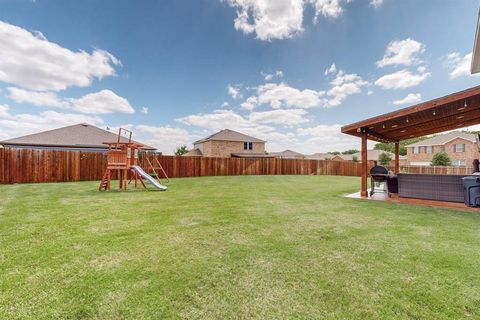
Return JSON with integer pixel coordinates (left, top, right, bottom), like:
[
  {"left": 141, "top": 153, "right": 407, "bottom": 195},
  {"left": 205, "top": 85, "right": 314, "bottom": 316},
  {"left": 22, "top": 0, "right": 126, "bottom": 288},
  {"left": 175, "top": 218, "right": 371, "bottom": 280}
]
[{"left": 406, "top": 138, "right": 479, "bottom": 166}]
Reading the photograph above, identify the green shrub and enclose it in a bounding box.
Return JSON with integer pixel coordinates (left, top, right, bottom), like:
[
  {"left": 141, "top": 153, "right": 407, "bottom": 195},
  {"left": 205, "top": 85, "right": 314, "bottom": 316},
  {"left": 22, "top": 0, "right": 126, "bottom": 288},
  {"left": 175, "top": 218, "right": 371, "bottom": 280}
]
[
  {"left": 175, "top": 145, "right": 189, "bottom": 156},
  {"left": 378, "top": 152, "right": 392, "bottom": 165},
  {"left": 431, "top": 151, "right": 451, "bottom": 166}
]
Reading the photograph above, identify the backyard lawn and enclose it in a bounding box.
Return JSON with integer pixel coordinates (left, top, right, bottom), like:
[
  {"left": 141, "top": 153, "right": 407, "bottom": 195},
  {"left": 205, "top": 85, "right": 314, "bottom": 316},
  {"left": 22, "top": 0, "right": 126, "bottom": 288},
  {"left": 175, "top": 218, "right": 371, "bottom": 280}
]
[{"left": 1, "top": 175, "right": 479, "bottom": 319}]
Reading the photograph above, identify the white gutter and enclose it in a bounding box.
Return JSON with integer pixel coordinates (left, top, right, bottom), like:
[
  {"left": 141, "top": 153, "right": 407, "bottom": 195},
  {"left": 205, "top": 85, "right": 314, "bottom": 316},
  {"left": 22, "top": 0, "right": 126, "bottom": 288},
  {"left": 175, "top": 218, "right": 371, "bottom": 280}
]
[{"left": 471, "top": 8, "right": 480, "bottom": 74}]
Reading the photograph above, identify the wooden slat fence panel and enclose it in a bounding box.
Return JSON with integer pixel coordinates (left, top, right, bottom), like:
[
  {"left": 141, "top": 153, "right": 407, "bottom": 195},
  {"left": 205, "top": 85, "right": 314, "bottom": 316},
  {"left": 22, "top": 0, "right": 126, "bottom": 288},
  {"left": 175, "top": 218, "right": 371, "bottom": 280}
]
[{"left": 2, "top": 147, "right": 447, "bottom": 184}]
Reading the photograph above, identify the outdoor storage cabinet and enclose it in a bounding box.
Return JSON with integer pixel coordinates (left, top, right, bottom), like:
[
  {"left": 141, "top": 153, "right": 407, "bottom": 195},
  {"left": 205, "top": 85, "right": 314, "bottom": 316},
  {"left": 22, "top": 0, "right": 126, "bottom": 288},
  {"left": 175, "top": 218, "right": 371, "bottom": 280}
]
[
  {"left": 398, "top": 174, "right": 466, "bottom": 203},
  {"left": 462, "top": 176, "right": 480, "bottom": 207}
]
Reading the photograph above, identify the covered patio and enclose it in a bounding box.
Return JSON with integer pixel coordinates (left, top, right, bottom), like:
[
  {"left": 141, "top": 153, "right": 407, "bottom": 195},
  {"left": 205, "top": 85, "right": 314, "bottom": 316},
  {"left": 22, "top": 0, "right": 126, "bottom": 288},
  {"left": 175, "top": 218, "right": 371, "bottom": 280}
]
[{"left": 341, "top": 85, "right": 480, "bottom": 208}]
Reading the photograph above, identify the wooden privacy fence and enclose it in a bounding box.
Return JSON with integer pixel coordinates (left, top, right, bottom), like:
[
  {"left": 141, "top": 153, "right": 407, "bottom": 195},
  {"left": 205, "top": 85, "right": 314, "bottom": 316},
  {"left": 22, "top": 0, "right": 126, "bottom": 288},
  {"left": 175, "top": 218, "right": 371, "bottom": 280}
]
[
  {"left": 0, "top": 148, "right": 364, "bottom": 184},
  {"left": 396, "top": 165, "right": 473, "bottom": 175}
]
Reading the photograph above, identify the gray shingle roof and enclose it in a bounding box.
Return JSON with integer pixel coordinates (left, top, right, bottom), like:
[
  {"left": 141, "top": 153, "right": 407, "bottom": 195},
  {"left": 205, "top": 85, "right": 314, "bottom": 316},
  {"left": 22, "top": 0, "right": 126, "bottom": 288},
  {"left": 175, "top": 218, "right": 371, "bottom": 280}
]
[
  {"left": 406, "top": 131, "right": 477, "bottom": 147},
  {"left": 0, "top": 123, "right": 156, "bottom": 150},
  {"left": 269, "top": 149, "right": 304, "bottom": 158},
  {"left": 183, "top": 148, "right": 203, "bottom": 156},
  {"left": 305, "top": 153, "right": 333, "bottom": 160},
  {"left": 194, "top": 129, "right": 265, "bottom": 144}
]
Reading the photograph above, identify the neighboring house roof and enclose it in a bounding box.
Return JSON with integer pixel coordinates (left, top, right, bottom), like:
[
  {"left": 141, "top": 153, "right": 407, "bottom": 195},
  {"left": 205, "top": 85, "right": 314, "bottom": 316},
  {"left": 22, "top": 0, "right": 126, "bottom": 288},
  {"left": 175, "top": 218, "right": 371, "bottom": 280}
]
[
  {"left": 0, "top": 123, "right": 156, "bottom": 150},
  {"left": 350, "top": 150, "right": 403, "bottom": 161},
  {"left": 269, "top": 149, "right": 304, "bottom": 158},
  {"left": 335, "top": 154, "right": 353, "bottom": 161},
  {"left": 305, "top": 153, "right": 333, "bottom": 160},
  {"left": 231, "top": 152, "right": 274, "bottom": 158},
  {"left": 405, "top": 131, "right": 477, "bottom": 147},
  {"left": 194, "top": 129, "right": 265, "bottom": 144},
  {"left": 183, "top": 148, "right": 203, "bottom": 156}
]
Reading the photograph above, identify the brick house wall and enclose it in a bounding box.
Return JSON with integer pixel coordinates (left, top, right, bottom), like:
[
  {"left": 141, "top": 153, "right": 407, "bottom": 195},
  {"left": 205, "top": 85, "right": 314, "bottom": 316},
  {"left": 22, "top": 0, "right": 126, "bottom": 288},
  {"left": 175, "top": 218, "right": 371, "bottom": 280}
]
[
  {"left": 194, "top": 140, "right": 265, "bottom": 157},
  {"left": 406, "top": 137, "right": 479, "bottom": 166}
]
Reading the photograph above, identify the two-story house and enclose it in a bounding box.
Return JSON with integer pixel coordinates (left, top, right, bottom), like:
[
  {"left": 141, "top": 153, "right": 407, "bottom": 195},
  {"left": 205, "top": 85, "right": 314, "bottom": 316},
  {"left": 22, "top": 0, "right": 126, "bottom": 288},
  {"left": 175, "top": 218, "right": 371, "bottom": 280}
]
[
  {"left": 405, "top": 131, "right": 480, "bottom": 166},
  {"left": 183, "top": 129, "right": 267, "bottom": 158}
]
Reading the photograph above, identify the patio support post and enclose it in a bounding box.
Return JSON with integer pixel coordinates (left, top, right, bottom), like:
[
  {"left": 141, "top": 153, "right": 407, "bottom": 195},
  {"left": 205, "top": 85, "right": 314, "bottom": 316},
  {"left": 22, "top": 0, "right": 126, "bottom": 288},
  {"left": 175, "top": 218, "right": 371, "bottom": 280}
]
[
  {"left": 361, "top": 130, "right": 368, "bottom": 197},
  {"left": 394, "top": 142, "right": 400, "bottom": 174}
]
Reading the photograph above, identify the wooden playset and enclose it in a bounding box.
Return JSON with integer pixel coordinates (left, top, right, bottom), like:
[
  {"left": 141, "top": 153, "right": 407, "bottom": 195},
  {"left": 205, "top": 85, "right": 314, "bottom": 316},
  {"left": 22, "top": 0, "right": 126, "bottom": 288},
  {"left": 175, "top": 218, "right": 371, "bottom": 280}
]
[{"left": 99, "top": 128, "right": 168, "bottom": 191}]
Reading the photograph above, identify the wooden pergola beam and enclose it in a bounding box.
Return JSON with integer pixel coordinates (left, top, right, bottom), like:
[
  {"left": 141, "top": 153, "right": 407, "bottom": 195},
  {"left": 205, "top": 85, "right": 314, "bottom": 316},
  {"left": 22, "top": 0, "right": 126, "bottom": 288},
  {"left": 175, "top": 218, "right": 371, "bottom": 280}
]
[
  {"left": 361, "top": 130, "right": 368, "bottom": 197},
  {"left": 394, "top": 142, "right": 399, "bottom": 174},
  {"left": 378, "top": 98, "right": 478, "bottom": 135},
  {"left": 395, "top": 115, "right": 480, "bottom": 141},
  {"left": 341, "top": 85, "right": 480, "bottom": 136}
]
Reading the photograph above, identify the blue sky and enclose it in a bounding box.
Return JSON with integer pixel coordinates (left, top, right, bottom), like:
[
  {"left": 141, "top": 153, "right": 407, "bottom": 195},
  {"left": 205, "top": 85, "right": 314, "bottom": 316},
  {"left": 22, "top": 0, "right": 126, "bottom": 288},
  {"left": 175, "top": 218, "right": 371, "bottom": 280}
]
[{"left": 0, "top": 0, "right": 478, "bottom": 153}]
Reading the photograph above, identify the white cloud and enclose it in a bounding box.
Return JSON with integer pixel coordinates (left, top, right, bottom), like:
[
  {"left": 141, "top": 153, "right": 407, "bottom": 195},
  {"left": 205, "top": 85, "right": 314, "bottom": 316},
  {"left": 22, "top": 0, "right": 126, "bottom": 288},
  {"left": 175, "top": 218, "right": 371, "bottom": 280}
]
[
  {"left": 240, "top": 96, "right": 258, "bottom": 110},
  {"left": 177, "top": 109, "right": 252, "bottom": 130},
  {"left": 0, "top": 104, "right": 9, "bottom": 117},
  {"left": 176, "top": 109, "right": 293, "bottom": 143},
  {"left": 175, "top": 108, "right": 374, "bottom": 154},
  {"left": 375, "top": 69, "right": 431, "bottom": 90},
  {"left": 367, "top": 90, "right": 373, "bottom": 95},
  {"left": 0, "top": 20, "right": 120, "bottom": 91},
  {"left": 376, "top": 38, "right": 425, "bottom": 68},
  {"left": 7, "top": 87, "right": 135, "bottom": 115},
  {"left": 261, "top": 70, "right": 283, "bottom": 81},
  {"left": 239, "top": 67, "right": 366, "bottom": 110},
  {"left": 296, "top": 124, "right": 374, "bottom": 153},
  {"left": 7, "top": 87, "right": 68, "bottom": 108},
  {"left": 249, "top": 109, "right": 309, "bottom": 125},
  {"left": 253, "top": 82, "right": 325, "bottom": 109},
  {"left": 0, "top": 104, "right": 103, "bottom": 141},
  {"left": 392, "top": 93, "right": 421, "bottom": 105},
  {"left": 68, "top": 90, "right": 135, "bottom": 114},
  {"left": 444, "top": 52, "right": 473, "bottom": 79},
  {"left": 325, "top": 70, "right": 368, "bottom": 107},
  {"left": 310, "top": 0, "right": 351, "bottom": 21},
  {"left": 134, "top": 125, "right": 199, "bottom": 154},
  {"left": 224, "top": 0, "right": 351, "bottom": 41},
  {"left": 227, "top": 84, "right": 242, "bottom": 99},
  {"left": 140, "top": 107, "right": 149, "bottom": 114},
  {"left": 226, "top": 0, "right": 305, "bottom": 41},
  {"left": 370, "top": 0, "right": 383, "bottom": 8},
  {"left": 324, "top": 63, "right": 337, "bottom": 75}
]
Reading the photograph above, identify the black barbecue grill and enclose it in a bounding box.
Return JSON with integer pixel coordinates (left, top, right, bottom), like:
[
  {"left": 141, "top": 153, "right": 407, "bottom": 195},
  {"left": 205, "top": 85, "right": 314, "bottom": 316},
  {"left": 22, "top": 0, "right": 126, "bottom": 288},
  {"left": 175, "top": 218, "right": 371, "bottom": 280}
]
[{"left": 370, "top": 164, "right": 389, "bottom": 196}]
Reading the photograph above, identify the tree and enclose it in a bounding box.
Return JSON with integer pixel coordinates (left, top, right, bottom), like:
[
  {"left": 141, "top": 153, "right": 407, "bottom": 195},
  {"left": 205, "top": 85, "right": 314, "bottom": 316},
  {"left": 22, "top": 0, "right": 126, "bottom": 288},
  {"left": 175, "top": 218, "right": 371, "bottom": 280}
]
[
  {"left": 378, "top": 152, "right": 392, "bottom": 165},
  {"left": 342, "top": 149, "right": 359, "bottom": 155},
  {"left": 175, "top": 145, "right": 188, "bottom": 156},
  {"left": 330, "top": 151, "right": 341, "bottom": 155},
  {"left": 431, "top": 151, "right": 451, "bottom": 166}
]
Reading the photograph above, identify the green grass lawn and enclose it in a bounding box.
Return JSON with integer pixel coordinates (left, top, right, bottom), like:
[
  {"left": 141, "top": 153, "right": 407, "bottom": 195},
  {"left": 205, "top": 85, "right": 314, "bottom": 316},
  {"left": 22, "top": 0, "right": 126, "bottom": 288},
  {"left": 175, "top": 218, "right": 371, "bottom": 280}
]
[{"left": 1, "top": 175, "right": 479, "bottom": 319}]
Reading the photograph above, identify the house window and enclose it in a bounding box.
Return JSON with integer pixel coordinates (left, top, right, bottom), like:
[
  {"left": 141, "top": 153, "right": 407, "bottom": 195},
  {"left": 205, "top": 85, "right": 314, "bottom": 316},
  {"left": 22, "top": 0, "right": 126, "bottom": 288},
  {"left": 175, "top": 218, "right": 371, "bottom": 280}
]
[
  {"left": 454, "top": 143, "right": 465, "bottom": 153},
  {"left": 452, "top": 160, "right": 466, "bottom": 166},
  {"left": 244, "top": 142, "right": 253, "bottom": 150},
  {"left": 425, "top": 146, "right": 433, "bottom": 153},
  {"left": 412, "top": 146, "right": 420, "bottom": 154}
]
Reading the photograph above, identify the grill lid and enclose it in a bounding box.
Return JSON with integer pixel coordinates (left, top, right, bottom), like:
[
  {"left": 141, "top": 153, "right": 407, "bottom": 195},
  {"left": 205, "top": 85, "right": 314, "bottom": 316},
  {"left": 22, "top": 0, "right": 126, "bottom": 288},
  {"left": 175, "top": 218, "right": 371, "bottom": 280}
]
[{"left": 370, "top": 165, "right": 388, "bottom": 175}]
